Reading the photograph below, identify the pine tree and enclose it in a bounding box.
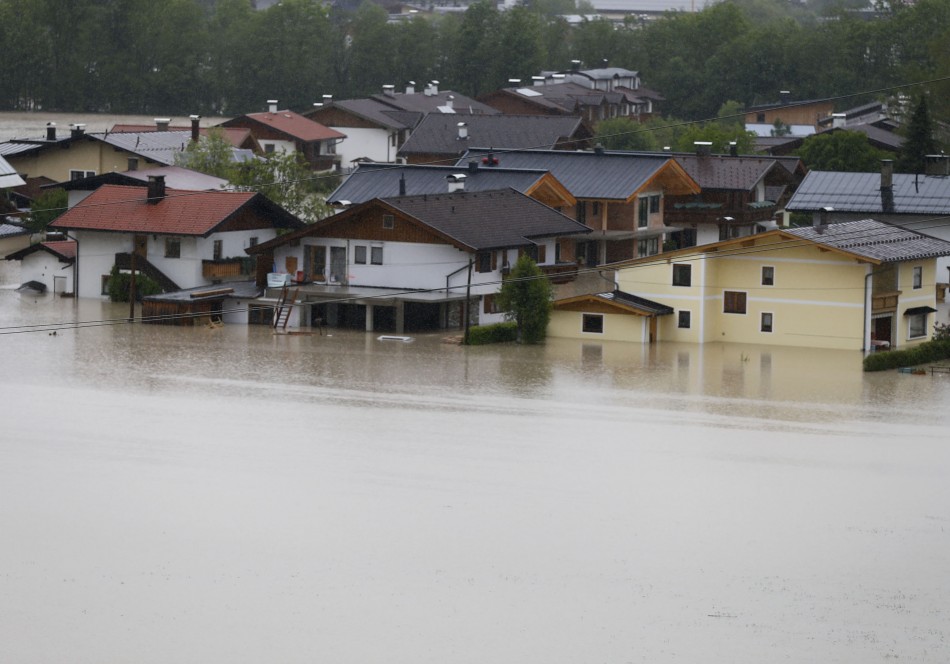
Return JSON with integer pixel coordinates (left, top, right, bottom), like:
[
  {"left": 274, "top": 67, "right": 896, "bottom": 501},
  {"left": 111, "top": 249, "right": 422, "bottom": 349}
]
[{"left": 897, "top": 96, "right": 937, "bottom": 174}]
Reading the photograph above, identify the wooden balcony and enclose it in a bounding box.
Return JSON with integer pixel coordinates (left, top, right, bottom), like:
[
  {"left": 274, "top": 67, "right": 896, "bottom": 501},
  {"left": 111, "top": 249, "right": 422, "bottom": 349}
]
[
  {"left": 202, "top": 258, "right": 253, "bottom": 280},
  {"left": 540, "top": 262, "right": 579, "bottom": 284},
  {"left": 871, "top": 290, "right": 901, "bottom": 313}
]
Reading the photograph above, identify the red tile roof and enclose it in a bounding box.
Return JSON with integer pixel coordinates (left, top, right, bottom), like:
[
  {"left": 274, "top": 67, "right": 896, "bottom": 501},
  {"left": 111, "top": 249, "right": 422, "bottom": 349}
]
[
  {"left": 50, "top": 184, "right": 258, "bottom": 236},
  {"left": 42, "top": 240, "right": 77, "bottom": 259},
  {"left": 237, "top": 110, "right": 346, "bottom": 142}
]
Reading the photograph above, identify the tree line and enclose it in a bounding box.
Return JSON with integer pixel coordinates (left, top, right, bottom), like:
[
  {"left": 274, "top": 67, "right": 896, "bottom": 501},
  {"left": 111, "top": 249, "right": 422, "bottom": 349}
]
[{"left": 1, "top": 0, "right": 947, "bottom": 122}]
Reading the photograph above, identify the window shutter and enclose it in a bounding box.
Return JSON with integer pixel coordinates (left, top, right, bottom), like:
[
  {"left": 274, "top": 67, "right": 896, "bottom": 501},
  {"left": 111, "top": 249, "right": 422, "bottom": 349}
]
[
  {"left": 483, "top": 294, "right": 494, "bottom": 314},
  {"left": 538, "top": 245, "right": 547, "bottom": 263},
  {"left": 491, "top": 251, "right": 497, "bottom": 271}
]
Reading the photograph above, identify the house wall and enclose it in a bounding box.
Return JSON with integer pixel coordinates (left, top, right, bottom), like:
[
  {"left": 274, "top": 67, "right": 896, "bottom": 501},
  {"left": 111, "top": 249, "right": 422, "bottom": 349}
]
[
  {"left": 8, "top": 140, "right": 164, "bottom": 183},
  {"left": 332, "top": 126, "right": 397, "bottom": 167},
  {"left": 896, "top": 260, "right": 940, "bottom": 347},
  {"left": 548, "top": 309, "right": 647, "bottom": 342},
  {"left": 73, "top": 229, "right": 273, "bottom": 298},
  {"left": 0, "top": 233, "right": 31, "bottom": 259},
  {"left": 19, "top": 252, "right": 74, "bottom": 294},
  {"left": 618, "top": 237, "right": 882, "bottom": 350}
]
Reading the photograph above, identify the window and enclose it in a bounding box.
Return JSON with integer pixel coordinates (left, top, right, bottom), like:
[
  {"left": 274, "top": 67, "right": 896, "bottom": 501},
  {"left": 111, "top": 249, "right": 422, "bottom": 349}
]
[
  {"left": 383, "top": 214, "right": 395, "bottom": 229},
  {"left": 909, "top": 313, "right": 927, "bottom": 338},
  {"left": 649, "top": 195, "right": 660, "bottom": 214},
  {"left": 476, "top": 251, "right": 492, "bottom": 273},
  {"left": 582, "top": 314, "right": 604, "bottom": 334},
  {"left": 483, "top": 293, "right": 501, "bottom": 314},
  {"left": 248, "top": 237, "right": 258, "bottom": 248},
  {"left": 638, "top": 198, "right": 649, "bottom": 228},
  {"left": 592, "top": 202, "right": 600, "bottom": 216},
  {"left": 913, "top": 266, "right": 922, "bottom": 289},
  {"left": 756, "top": 112, "right": 765, "bottom": 122},
  {"left": 761, "top": 266, "right": 774, "bottom": 286},
  {"left": 371, "top": 246, "right": 383, "bottom": 265},
  {"left": 165, "top": 237, "right": 181, "bottom": 259},
  {"left": 761, "top": 312, "right": 773, "bottom": 333},
  {"left": 127, "top": 158, "right": 139, "bottom": 171},
  {"left": 213, "top": 240, "right": 222, "bottom": 261},
  {"left": 69, "top": 169, "right": 95, "bottom": 180},
  {"left": 678, "top": 311, "right": 691, "bottom": 328},
  {"left": 672, "top": 264, "right": 691, "bottom": 287},
  {"left": 264, "top": 143, "right": 275, "bottom": 154},
  {"left": 723, "top": 290, "right": 747, "bottom": 314},
  {"left": 576, "top": 203, "right": 587, "bottom": 225},
  {"left": 101, "top": 274, "right": 110, "bottom": 296},
  {"left": 354, "top": 245, "right": 367, "bottom": 264},
  {"left": 637, "top": 237, "right": 658, "bottom": 257}
]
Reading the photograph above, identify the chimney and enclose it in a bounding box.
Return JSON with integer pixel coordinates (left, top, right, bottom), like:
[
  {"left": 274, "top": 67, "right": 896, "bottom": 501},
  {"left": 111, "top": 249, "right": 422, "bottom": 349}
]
[
  {"left": 322, "top": 94, "right": 333, "bottom": 104},
  {"left": 399, "top": 174, "right": 406, "bottom": 196},
  {"left": 267, "top": 99, "right": 278, "bottom": 113},
  {"left": 70, "top": 123, "right": 86, "bottom": 140},
  {"left": 312, "top": 102, "right": 323, "bottom": 109},
  {"left": 406, "top": 81, "right": 416, "bottom": 95},
  {"left": 531, "top": 76, "right": 545, "bottom": 87},
  {"left": 779, "top": 90, "right": 791, "bottom": 104},
  {"left": 446, "top": 173, "right": 466, "bottom": 193},
  {"left": 508, "top": 78, "right": 521, "bottom": 87},
  {"left": 880, "top": 159, "right": 895, "bottom": 213},
  {"left": 552, "top": 73, "right": 565, "bottom": 82},
  {"left": 430, "top": 80, "right": 439, "bottom": 95},
  {"left": 602, "top": 58, "right": 609, "bottom": 67},
  {"left": 694, "top": 141, "right": 712, "bottom": 157},
  {"left": 382, "top": 84, "right": 395, "bottom": 97},
  {"left": 147, "top": 175, "right": 166, "bottom": 204},
  {"left": 832, "top": 112, "right": 846, "bottom": 129},
  {"left": 46, "top": 122, "right": 56, "bottom": 141},
  {"left": 447, "top": 94, "right": 455, "bottom": 110},
  {"left": 924, "top": 154, "right": 950, "bottom": 177},
  {"left": 155, "top": 118, "right": 170, "bottom": 132},
  {"left": 729, "top": 141, "right": 738, "bottom": 157},
  {"left": 594, "top": 143, "right": 605, "bottom": 156},
  {"left": 189, "top": 114, "right": 201, "bottom": 143},
  {"left": 467, "top": 159, "right": 479, "bottom": 174},
  {"left": 457, "top": 122, "right": 468, "bottom": 140},
  {"left": 815, "top": 206, "right": 834, "bottom": 233},
  {"left": 571, "top": 59, "right": 581, "bottom": 71}
]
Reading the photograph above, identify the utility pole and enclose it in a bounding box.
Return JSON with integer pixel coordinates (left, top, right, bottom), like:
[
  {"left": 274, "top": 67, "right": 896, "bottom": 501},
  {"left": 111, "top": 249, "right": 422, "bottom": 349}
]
[
  {"left": 128, "top": 244, "right": 136, "bottom": 322},
  {"left": 463, "top": 258, "right": 473, "bottom": 345}
]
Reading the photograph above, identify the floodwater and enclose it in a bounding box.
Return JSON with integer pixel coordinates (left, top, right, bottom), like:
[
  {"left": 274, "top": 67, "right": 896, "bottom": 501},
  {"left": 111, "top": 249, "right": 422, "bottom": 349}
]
[{"left": 2, "top": 283, "right": 950, "bottom": 663}]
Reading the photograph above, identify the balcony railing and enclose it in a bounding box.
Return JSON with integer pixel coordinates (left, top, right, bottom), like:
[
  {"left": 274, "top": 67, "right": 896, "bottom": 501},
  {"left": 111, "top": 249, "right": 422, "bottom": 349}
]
[
  {"left": 539, "top": 262, "right": 579, "bottom": 284},
  {"left": 202, "top": 258, "right": 254, "bottom": 279},
  {"left": 871, "top": 291, "right": 901, "bottom": 313}
]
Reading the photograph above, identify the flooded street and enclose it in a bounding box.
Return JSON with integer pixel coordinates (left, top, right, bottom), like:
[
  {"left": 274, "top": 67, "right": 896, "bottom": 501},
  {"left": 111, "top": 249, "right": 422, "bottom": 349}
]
[{"left": 2, "top": 286, "right": 949, "bottom": 663}]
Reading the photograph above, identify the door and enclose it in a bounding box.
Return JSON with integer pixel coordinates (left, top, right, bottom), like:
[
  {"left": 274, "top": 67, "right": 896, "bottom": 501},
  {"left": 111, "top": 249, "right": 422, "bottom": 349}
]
[
  {"left": 307, "top": 245, "right": 326, "bottom": 282},
  {"left": 329, "top": 246, "right": 346, "bottom": 284},
  {"left": 133, "top": 234, "right": 148, "bottom": 257}
]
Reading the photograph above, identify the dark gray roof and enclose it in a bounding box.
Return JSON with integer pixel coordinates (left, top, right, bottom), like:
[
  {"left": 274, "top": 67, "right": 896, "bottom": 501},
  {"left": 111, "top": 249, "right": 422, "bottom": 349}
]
[
  {"left": 673, "top": 154, "right": 789, "bottom": 191},
  {"left": 368, "top": 90, "right": 498, "bottom": 116},
  {"left": 324, "top": 99, "right": 421, "bottom": 130},
  {"left": 787, "top": 171, "right": 950, "bottom": 214},
  {"left": 597, "top": 290, "right": 673, "bottom": 315},
  {"left": 92, "top": 131, "right": 193, "bottom": 166},
  {"left": 785, "top": 219, "right": 950, "bottom": 263},
  {"left": 0, "top": 221, "right": 30, "bottom": 239},
  {"left": 328, "top": 163, "right": 553, "bottom": 204},
  {"left": 380, "top": 189, "right": 590, "bottom": 251},
  {"left": 818, "top": 124, "right": 904, "bottom": 151},
  {"left": 398, "top": 115, "right": 586, "bottom": 159},
  {"left": 457, "top": 148, "right": 676, "bottom": 200}
]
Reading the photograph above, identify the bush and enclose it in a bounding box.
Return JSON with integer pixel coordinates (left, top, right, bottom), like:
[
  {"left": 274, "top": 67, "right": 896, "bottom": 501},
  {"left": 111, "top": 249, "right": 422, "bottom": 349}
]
[
  {"left": 863, "top": 337, "right": 950, "bottom": 371},
  {"left": 107, "top": 265, "right": 162, "bottom": 302},
  {"left": 467, "top": 322, "right": 518, "bottom": 345}
]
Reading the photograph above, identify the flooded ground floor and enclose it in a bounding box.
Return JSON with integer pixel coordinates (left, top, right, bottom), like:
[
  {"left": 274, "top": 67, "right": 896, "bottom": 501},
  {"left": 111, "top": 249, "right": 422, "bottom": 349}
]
[{"left": 1, "top": 287, "right": 949, "bottom": 663}]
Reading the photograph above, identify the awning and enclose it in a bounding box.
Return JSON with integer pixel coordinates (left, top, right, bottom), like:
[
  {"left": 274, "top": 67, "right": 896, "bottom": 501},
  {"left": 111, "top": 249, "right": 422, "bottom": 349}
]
[{"left": 904, "top": 306, "right": 938, "bottom": 316}]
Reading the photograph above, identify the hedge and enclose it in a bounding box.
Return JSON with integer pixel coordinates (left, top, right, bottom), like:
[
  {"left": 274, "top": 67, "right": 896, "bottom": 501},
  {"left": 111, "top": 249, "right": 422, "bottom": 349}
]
[
  {"left": 863, "top": 337, "right": 950, "bottom": 371},
  {"left": 466, "top": 321, "right": 518, "bottom": 345}
]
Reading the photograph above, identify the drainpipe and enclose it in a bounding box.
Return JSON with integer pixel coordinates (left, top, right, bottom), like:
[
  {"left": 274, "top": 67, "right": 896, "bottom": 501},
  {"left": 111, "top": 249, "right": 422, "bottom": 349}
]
[{"left": 463, "top": 258, "right": 473, "bottom": 345}]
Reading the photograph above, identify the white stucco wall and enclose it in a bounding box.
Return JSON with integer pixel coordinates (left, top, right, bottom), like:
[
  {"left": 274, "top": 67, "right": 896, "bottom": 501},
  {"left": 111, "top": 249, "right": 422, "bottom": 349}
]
[
  {"left": 331, "top": 127, "right": 398, "bottom": 168},
  {"left": 19, "top": 251, "right": 74, "bottom": 294}
]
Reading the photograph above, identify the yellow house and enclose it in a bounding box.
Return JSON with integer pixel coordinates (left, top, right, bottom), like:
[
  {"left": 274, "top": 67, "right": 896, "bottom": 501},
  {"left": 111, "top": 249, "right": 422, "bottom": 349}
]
[
  {"left": 552, "top": 219, "right": 950, "bottom": 351},
  {"left": 1, "top": 124, "right": 200, "bottom": 183}
]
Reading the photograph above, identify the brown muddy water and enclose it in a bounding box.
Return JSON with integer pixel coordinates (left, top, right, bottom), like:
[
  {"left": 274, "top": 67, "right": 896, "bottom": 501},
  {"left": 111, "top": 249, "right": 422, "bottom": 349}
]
[{"left": 1, "top": 283, "right": 950, "bottom": 662}]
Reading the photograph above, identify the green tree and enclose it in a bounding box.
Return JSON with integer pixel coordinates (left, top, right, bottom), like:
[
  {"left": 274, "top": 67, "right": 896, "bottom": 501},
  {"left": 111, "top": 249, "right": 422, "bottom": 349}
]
[
  {"left": 595, "top": 117, "right": 657, "bottom": 151},
  {"left": 230, "top": 151, "right": 332, "bottom": 223},
  {"left": 496, "top": 254, "right": 553, "bottom": 344},
  {"left": 795, "top": 131, "right": 890, "bottom": 172},
  {"left": 27, "top": 188, "right": 67, "bottom": 233},
  {"left": 175, "top": 128, "right": 236, "bottom": 178},
  {"left": 897, "top": 95, "right": 938, "bottom": 174}
]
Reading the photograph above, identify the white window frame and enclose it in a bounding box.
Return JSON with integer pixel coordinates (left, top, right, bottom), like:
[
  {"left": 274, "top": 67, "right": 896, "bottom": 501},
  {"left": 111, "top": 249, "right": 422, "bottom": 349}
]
[
  {"left": 761, "top": 265, "right": 775, "bottom": 286},
  {"left": 354, "top": 245, "right": 367, "bottom": 265},
  {"left": 761, "top": 311, "right": 774, "bottom": 333},
  {"left": 908, "top": 313, "right": 927, "bottom": 339},
  {"left": 912, "top": 266, "right": 922, "bottom": 289},
  {"left": 370, "top": 245, "right": 383, "bottom": 265},
  {"left": 678, "top": 310, "right": 691, "bottom": 329}
]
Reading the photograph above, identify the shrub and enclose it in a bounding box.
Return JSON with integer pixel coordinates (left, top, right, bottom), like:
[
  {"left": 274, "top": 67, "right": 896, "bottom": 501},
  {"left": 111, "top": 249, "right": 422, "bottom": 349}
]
[
  {"left": 863, "top": 337, "right": 950, "bottom": 371},
  {"left": 107, "top": 265, "right": 162, "bottom": 302},
  {"left": 467, "top": 322, "right": 518, "bottom": 345}
]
